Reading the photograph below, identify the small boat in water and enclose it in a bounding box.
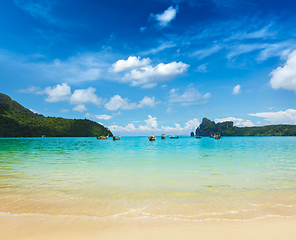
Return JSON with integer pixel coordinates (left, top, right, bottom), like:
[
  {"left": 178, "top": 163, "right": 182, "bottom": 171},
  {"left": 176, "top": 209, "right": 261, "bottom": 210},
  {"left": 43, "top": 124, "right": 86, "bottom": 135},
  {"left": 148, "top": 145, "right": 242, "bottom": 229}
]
[
  {"left": 148, "top": 135, "right": 156, "bottom": 141},
  {"left": 195, "top": 136, "right": 201, "bottom": 139},
  {"left": 214, "top": 134, "right": 221, "bottom": 139},
  {"left": 113, "top": 136, "right": 121, "bottom": 141},
  {"left": 169, "top": 136, "right": 179, "bottom": 139},
  {"left": 161, "top": 134, "right": 166, "bottom": 139},
  {"left": 96, "top": 134, "right": 109, "bottom": 139}
]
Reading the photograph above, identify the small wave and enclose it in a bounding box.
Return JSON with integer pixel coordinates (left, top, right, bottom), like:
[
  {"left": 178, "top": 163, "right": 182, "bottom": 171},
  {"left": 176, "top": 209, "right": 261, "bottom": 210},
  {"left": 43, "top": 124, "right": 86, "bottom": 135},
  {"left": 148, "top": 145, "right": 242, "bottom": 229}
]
[{"left": 1, "top": 211, "right": 295, "bottom": 222}]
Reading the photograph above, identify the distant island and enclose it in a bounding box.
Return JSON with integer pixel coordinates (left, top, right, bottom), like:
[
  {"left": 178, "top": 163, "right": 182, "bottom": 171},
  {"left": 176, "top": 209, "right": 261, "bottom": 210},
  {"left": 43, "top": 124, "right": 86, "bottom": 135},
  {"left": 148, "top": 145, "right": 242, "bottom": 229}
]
[
  {"left": 0, "top": 93, "right": 113, "bottom": 137},
  {"left": 196, "top": 117, "right": 296, "bottom": 136}
]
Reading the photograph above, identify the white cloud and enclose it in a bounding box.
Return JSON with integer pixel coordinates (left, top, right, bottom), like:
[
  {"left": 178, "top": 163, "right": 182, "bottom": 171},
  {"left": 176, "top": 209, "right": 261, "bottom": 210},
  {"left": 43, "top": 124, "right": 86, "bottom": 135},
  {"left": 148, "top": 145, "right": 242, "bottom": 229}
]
[
  {"left": 256, "top": 41, "right": 296, "bottom": 61},
  {"left": 151, "top": 6, "right": 178, "bottom": 27},
  {"left": 191, "top": 45, "right": 222, "bottom": 59},
  {"left": 168, "top": 87, "right": 211, "bottom": 105},
  {"left": 184, "top": 118, "right": 200, "bottom": 130},
  {"left": 226, "top": 25, "right": 276, "bottom": 41},
  {"left": 70, "top": 87, "right": 101, "bottom": 105},
  {"left": 73, "top": 104, "right": 88, "bottom": 112},
  {"left": 104, "top": 95, "right": 137, "bottom": 111},
  {"left": 109, "top": 116, "right": 200, "bottom": 136},
  {"left": 109, "top": 123, "right": 137, "bottom": 132},
  {"left": 232, "top": 85, "right": 241, "bottom": 95},
  {"left": 95, "top": 114, "right": 113, "bottom": 120},
  {"left": 111, "top": 56, "right": 151, "bottom": 72},
  {"left": 269, "top": 50, "right": 296, "bottom": 92},
  {"left": 144, "top": 115, "right": 158, "bottom": 128},
  {"left": 137, "top": 96, "right": 159, "bottom": 108},
  {"left": 60, "top": 109, "right": 69, "bottom": 113},
  {"left": 12, "top": 0, "right": 51, "bottom": 19},
  {"left": 0, "top": 51, "right": 105, "bottom": 84},
  {"left": 140, "top": 41, "right": 176, "bottom": 55},
  {"left": 166, "top": 106, "right": 173, "bottom": 113},
  {"left": 124, "top": 61, "right": 189, "bottom": 88},
  {"left": 44, "top": 83, "right": 71, "bottom": 103},
  {"left": 19, "top": 86, "right": 41, "bottom": 93},
  {"left": 140, "top": 26, "right": 147, "bottom": 32},
  {"left": 195, "top": 64, "right": 208, "bottom": 73},
  {"left": 227, "top": 43, "right": 266, "bottom": 60},
  {"left": 215, "top": 117, "right": 254, "bottom": 127},
  {"left": 249, "top": 109, "right": 296, "bottom": 124},
  {"left": 162, "top": 118, "right": 200, "bottom": 132}
]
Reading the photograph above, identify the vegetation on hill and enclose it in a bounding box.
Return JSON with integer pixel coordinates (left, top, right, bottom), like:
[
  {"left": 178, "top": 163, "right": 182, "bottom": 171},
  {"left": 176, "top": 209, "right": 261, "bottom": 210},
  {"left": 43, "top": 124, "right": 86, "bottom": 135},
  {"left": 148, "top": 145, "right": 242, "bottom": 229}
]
[
  {"left": 196, "top": 117, "right": 296, "bottom": 136},
  {"left": 0, "top": 93, "right": 113, "bottom": 137}
]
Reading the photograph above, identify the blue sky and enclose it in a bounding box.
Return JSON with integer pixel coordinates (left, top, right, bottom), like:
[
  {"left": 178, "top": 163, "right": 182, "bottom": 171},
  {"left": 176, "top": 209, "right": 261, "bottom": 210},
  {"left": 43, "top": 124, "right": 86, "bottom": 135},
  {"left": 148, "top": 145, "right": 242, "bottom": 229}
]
[{"left": 1, "top": 0, "right": 296, "bottom": 136}]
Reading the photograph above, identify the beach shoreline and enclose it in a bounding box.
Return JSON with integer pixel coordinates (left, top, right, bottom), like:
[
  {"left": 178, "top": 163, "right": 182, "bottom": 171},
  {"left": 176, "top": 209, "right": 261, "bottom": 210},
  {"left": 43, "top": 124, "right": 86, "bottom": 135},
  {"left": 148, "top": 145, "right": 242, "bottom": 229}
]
[{"left": 1, "top": 214, "right": 296, "bottom": 240}]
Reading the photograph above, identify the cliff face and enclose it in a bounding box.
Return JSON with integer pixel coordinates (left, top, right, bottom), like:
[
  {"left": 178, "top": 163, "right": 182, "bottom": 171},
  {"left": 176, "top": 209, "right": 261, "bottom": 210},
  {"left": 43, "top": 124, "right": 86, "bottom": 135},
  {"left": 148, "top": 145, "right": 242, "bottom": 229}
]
[
  {"left": 0, "top": 93, "right": 113, "bottom": 137},
  {"left": 196, "top": 118, "right": 233, "bottom": 136},
  {"left": 195, "top": 117, "right": 296, "bottom": 136}
]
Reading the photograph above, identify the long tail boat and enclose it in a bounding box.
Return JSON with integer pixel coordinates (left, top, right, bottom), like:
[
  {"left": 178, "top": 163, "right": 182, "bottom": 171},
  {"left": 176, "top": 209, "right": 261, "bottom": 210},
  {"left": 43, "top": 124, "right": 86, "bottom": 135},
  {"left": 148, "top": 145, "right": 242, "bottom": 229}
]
[
  {"left": 148, "top": 135, "right": 156, "bottom": 141},
  {"left": 113, "top": 136, "right": 121, "bottom": 141},
  {"left": 96, "top": 134, "right": 109, "bottom": 139},
  {"left": 214, "top": 134, "right": 221, "bottom": 139},
  {"left": 169, "top": 136, "right": 179, "bottom": 139}
]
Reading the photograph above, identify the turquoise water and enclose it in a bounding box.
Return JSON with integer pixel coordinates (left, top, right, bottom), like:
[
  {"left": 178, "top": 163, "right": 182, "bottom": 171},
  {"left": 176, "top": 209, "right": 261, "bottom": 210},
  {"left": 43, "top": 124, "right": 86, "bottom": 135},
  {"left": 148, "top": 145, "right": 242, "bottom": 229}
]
[{"left": 0, "top": 136, "right": 296, "bottom": 221}]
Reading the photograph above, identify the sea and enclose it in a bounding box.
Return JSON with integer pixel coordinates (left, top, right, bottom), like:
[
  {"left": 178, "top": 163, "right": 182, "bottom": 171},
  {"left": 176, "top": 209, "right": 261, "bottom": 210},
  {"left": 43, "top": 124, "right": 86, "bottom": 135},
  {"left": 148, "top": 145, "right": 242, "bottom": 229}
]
[{"left": 0, "top": 136, "right": 296, "bottom": 222}]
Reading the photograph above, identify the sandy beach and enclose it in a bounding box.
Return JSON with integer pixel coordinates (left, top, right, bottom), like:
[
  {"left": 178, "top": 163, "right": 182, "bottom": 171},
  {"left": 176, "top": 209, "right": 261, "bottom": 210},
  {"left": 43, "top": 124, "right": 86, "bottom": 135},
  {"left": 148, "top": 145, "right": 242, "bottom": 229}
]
[
  {"left": 1, "top": 214, "right": 296, "bottom": 240},
  {"left": 1, "top": 137, "right": 296, "bottom": 240}
]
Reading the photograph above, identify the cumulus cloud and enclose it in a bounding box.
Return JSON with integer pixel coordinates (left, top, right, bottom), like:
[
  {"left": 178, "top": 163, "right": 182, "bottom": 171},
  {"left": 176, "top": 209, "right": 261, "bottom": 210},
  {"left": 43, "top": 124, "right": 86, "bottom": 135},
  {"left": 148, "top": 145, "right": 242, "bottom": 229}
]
[
  {"left": 104, "top": 95, "right": 137, "bottom": 111},
  {"left": 137, "top": 96, "right": 159, "bottom": 108},
  {"left": 162, "top": 118, "right": 200, "bottom": 132},
  {"left": 109, "top": 123, "right": 137, "bottom": 132},
  {"left": 269, "top": 50, "right": 296, "bottom": 92},
  {"left": 184, "top": 118, "right": 200, "bottom": 130},
  {"left": 70, "top": 87, "right": 101, "bottom": 105},
  {"left": 249, "top": 109, "right": 296, "bottom": 124},
  {"left": 150, "top": 6, "right": 178, "bottom": 28},
  {"left": 124, "top": 61, "right": 189, "bottom": 88},
  {"left": 215, "top": 117, "right": 254, "bottom": 127},
  {"left": 73, "top": 104, "right": 88, "bottom": 112},
  {"left": 104, "top": 95, "right": 159, "bottom": 111},
  {"left": 168, "top": 87, "right": 211, "bottom": 105},
  {"left": 144, "top": 115, "right": 158, "bottom": 128},
  {"left": 43, "top": 83, "right": 71, "bottom": 103},
  {"left": 232, "top": 85, "right": 241, "bottom": 95},
  {"left": 109, "top": 116, "right": 200, "bottom": 135},
  {"left": 111, "top": 56, "right": 151, "bottom": 72},
  {"left": 95, "top": 114, "right": 113, "bottom": 120}
]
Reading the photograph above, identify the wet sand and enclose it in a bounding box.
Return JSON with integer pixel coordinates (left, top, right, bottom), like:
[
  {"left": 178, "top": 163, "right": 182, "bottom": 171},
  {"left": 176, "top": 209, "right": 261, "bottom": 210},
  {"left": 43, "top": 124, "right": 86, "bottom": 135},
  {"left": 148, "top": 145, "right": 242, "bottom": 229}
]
[{"left": 1, "top": 214, "right": 296, "bottom": 240}]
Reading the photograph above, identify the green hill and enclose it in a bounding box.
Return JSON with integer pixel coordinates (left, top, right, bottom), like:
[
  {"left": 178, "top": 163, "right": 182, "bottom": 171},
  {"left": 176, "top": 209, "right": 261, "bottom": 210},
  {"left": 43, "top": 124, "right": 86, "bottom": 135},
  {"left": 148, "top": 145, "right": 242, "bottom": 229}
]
[
  {"left": 0, "top": 93, "right": 113, "bottom": 137},
  {"left": 196, "top": 117, "right": 296, "bottom": 136}
]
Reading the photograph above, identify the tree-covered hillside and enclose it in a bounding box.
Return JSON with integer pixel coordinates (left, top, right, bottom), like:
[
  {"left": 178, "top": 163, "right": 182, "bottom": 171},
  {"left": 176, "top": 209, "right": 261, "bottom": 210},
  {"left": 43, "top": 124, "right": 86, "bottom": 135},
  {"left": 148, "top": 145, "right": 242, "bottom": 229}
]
[
  {"left": 196, "top": 118, "right": 296, "bottom": 136},
  {"left": 0, "top": 93, "right": 112, "bottom": 137}
]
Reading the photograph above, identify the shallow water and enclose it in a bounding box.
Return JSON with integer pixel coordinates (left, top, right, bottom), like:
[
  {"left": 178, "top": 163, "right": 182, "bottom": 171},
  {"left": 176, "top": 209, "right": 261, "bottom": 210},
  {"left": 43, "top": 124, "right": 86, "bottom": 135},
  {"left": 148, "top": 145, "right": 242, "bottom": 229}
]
[{"left": 0, "top": 136, "right": 296, "bottom": 221}]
